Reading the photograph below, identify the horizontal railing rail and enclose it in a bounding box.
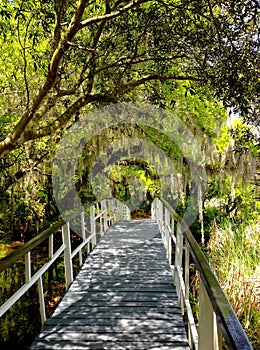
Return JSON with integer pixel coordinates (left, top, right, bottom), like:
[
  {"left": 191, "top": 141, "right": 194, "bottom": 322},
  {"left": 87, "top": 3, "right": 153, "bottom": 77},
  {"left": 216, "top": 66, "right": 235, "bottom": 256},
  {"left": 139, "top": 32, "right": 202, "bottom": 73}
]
[
  {"left": 0, "top": 220, "right": 64, "bottom": 274},
  {"left": 0, "top": 198, "right": 130, "bottom": 326},
  {"left": 152, "top": 197, "right": 253, "bottom": 350}
]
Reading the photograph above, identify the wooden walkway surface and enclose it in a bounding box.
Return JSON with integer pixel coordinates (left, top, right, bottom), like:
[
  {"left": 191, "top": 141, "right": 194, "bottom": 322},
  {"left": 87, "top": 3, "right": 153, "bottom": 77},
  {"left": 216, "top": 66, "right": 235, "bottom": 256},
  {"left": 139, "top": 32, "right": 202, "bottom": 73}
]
[{"left": 31, "top": 219, "right": 190, "bottom": 350}]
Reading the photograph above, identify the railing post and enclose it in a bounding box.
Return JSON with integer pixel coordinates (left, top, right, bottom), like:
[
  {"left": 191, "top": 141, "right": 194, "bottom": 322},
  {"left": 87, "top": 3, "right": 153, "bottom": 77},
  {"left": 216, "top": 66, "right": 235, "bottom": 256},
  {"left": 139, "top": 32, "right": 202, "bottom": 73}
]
[
  {"left": 168, "top": 228, "right": 172, "bottom": 265},
  {"left": 96, "top": 202, "right": 103, "bottom": 236},
  {"left": 126, "top": 205, "right": 131, "bottom": 220},
  {"left": 174, "top": 223, "right": 183, "bottom": 282},
  {"left": 107, "top": 199, "right": 114, "bottom": 225},
  {"left": 158, "top": 199, "right": 163, "bottom": 231},
  {"left": 121, "top": 201, "right": 125, "bottom": 220},
  {"left": 101, "top": 199, "right": 108, "bottom": 232},
  {"left": 82, "top": 211, "right": 91, "bottom": 254},
  {"left": 120, "top": 201, "right": 124, "bottom": 220},
  {"left": 114, "top": 199, "right": 118, "bottom": 222},
  {"left": 184, "top": 242, "right": 190, "bottom": 300},
  {"left": 81, "top": 211, "right": 86, "bottom": 241},
  {"left": 124, "top": 203, "right": 127, "bottom": 220},
  {"left": 151, "top": 199, "right": 155, "bottom": 220},
  {"left": 113, "top": 200, "right": 118, "bottom": 221},
  {"left": 77, "top": 212, "right": 85, "bottom": 266},
  {"left": 62, "top": 222, "right": 73, "bottom": 290},
  {"left": 165, "top": 207, "right": 170, "bottom": 257},
  {"left": 174, "top": 223, "right": 184, "bottom": 313},
  {"left": 113, "top": 199, "right": 116, "bottom": 224},
  {"left": 170, "top": 216, "right": 176, "bottom": 265},
  {"left": 37, "top": 276, "right": 46, "bottom": 326},
  {"left": 25, "top": 252, "right": 31, "bottom": 283},
  {"left": 118, "top": 201, "right": 122, "bottom": 221},
  {"left": 49, "top": 234, "right": 53, "bottom": 259},
  {"left": 154, "top": 199, "right": 159, "bottom": 224},
  {"left": 90, "top": 205, "right": 96, "bottom": 247},
  {"left": 198, "top": 280, "right": 223, "bottom": 350}
]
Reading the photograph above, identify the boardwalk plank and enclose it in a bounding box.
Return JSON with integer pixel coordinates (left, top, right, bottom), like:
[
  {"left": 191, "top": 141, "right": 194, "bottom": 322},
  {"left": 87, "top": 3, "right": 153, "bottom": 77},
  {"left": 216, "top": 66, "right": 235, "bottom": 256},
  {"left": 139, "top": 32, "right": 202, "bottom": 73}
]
[
  {"left": 45, "top": 318, "right": 186, "bottom": 327},
  {"left": 36, "top": 332, "right": 188, "bottom": 342},
  {"left": 31, "top": 340, "right": 190, "bottom": 350},
  {"left": 30, "top": 219, "right": 190, "bottom": 350},
  {"left": 39, "top": 324, "right": 187, "bottom": 334}
]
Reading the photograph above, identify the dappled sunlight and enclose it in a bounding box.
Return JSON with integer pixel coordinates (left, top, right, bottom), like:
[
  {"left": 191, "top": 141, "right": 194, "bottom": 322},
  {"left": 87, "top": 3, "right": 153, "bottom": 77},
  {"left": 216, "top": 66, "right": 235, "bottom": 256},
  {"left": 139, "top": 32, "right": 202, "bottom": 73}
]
[{"left": 31, "top": 220, "right": 189, "bottom": 349}]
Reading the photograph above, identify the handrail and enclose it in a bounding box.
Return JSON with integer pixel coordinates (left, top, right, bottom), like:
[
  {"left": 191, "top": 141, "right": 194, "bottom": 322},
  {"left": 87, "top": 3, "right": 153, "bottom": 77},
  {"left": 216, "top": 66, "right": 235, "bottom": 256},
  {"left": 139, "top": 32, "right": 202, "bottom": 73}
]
[
  {"left": 152, "top": 197, "right": 253, "bottom": 350},
  {"left": 0, "top": 198, "right": 131, "bottom": 325},
  {"left": 0, "top": 198, "right": 131, "bottom": 274},
  {"left": 0, "top": 220, "right": 64, "bottom": 274}
]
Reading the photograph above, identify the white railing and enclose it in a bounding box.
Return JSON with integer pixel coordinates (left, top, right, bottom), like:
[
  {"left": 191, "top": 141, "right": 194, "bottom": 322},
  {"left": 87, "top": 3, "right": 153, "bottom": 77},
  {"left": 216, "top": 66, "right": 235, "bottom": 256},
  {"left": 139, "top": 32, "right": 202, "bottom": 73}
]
[
  {"left": 152, "top": 197, "right": 253, "bottom": 350},
  {"left": 0, "top": 198, "right": 130, "bottom": 326}
]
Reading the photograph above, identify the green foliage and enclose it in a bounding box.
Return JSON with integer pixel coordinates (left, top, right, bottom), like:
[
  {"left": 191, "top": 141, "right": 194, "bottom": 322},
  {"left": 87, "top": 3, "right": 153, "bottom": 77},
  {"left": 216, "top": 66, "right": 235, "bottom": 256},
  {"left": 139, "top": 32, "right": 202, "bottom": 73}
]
[
  {"left": 0, "top": 0, "right": 258, "bottom": 157},
  {"left": 0, "top": 138, "right": 60, "bottom": 241},
  {"left": 215, "top": 119, "right": 259, "bottom": 156},
  {"left": 214, "top": 125, "right": 231, "bottom": 153},
  {"left": 141, "top": 124, "right": 182, "bottom": 159},
  {"left": 0, "top": 113, "right": 17, "bottom": 138},
  {"left": 208, "top": 219, "right": 260, "bottom": 347},
  {"left": 109, "top": 161, "right": 161, "bottom": 208},
  {"left": 231, "top": 119, "right": 259, "bottom": 156},
  {"left": 205, "top": 174, "right": 259, "bottom": 225},
  {"left": 189, "top": 206, "right": 219, "bottom": 242},
  {"left": 204, "top": 164, "right": 260, "bottom": 347},
  {"left": 78, "top": 184, "right": 96, "bottom": 204},
  {"left": 150, "top": 81, "right": 228, "bottom": 137}
]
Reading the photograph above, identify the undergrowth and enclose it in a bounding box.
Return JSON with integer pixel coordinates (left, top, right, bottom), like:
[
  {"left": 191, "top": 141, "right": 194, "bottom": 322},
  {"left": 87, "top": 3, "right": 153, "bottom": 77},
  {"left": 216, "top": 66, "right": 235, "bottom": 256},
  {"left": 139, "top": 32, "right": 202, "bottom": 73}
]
[{"left": 208, "top": 219, "right": 260, "bottom": 348}]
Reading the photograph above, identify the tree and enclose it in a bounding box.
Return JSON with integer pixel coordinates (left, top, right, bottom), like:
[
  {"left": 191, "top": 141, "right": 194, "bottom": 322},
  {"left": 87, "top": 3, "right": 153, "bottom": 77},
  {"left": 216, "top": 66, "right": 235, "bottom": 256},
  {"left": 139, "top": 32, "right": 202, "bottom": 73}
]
[{"left": 0, "top": 0, "right": 259, "bottom": 157}]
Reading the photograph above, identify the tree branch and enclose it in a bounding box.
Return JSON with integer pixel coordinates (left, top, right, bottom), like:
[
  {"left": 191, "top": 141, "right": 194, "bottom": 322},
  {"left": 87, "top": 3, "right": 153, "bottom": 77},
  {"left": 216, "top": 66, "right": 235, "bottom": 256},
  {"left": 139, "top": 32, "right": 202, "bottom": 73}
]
[
  {"left": 22, "top": 93, "right": 118, "bottom": 142},
  {"left": 115, "top": 74, "right": 201, "bottom": 95},
  {"left": 0, "top": 0, "right": 89, "bottom": 157},
  {"left": 79, "top": 0, "right": 149, "bottom": 28},
  {"left": 22, "top": 72, "right": 200, "bottom": 143},
  {"left": 51, "top": 0, "right": 68, "bottom": 54},
  {"left": 96, "top": 54, "right": 189, "bottom": 74}
]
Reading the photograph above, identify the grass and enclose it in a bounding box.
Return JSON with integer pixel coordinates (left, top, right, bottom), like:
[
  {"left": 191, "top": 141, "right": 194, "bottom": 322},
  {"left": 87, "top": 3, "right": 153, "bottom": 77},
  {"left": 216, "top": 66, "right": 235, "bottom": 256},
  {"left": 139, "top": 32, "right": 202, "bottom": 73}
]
[{"left": 208, "top": 218, "right": 260, "bottom": 348}]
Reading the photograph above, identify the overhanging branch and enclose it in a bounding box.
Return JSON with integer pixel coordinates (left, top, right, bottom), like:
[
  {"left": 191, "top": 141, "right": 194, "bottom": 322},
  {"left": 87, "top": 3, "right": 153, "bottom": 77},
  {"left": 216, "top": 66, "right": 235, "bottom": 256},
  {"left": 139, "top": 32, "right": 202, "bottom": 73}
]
[
  {"left": 79, "top": 0, "right": 149, "bottom": 28},
  {"left": 116, "top": 74, "right": 201, "bottom": 94}
]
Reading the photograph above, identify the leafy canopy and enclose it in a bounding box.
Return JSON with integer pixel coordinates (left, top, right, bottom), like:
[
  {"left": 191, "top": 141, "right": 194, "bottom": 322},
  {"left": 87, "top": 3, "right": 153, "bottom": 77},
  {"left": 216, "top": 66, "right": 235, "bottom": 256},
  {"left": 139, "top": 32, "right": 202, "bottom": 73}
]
[{"left": 0, "top": 0, "right": 259, "bottom": 157}]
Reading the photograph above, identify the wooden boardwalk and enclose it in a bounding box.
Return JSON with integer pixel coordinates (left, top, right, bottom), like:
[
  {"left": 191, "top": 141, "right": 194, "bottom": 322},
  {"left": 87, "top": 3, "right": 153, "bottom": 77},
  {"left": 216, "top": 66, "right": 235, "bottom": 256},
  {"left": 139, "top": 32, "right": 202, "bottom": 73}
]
[{"left": 31, "top": 219, "right": 190, "bottom": 350}]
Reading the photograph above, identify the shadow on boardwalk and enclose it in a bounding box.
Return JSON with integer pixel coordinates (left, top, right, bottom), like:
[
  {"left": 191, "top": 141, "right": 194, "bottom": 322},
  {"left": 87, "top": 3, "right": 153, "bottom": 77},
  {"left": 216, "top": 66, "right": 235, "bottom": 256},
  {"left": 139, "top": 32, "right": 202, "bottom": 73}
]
[{"left": 31, "top": 220, "right": 190, "bottom": 350}]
